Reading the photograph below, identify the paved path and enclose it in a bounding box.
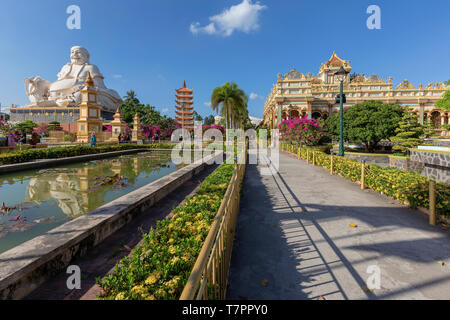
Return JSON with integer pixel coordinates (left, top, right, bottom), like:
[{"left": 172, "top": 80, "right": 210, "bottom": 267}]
[{"left": 227, "top": 151, "right": 450, "bottom": 300}]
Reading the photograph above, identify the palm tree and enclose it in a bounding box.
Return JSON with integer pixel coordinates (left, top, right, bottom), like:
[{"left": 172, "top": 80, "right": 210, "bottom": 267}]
[{"left": 211, "top": 82, "right": 248, "bottom": 130}]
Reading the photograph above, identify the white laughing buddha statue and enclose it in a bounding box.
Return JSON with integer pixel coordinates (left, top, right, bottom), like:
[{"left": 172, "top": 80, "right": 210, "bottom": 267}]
[{"left": 24, "top": 46, "right": 122, "bottom": 113}]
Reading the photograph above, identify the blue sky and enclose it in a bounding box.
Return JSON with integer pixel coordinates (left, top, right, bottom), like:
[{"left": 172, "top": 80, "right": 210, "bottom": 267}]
[{"left": 0, "top": 0, "right": 449, "bottom": 119}]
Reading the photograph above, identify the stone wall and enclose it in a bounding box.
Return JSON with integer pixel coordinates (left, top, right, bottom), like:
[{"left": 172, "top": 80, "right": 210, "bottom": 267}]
[
  {"left": 344, "top": 153, "right": 390, "bottom": 167},
  {"left": 388, "top": 157, "right": 424, "bottom": 172},
  {"left": 10, "top": 108, "right": 80, "bottom": 124},
  {"left": 410, "top": 150, "right": 450, "bottom": 183}
]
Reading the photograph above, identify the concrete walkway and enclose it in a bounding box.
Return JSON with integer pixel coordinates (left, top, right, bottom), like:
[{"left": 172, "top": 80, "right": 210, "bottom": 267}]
[{"left": 227, "top": 151, "right": 450, "bottom": 300}]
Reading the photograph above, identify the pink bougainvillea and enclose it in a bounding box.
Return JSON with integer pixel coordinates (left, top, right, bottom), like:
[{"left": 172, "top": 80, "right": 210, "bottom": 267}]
[
  {"left": 279, "top": 116, "right": 324, "bottom": 146},
  {"left": 33, "top": 124, "right": 49, "bottom": 136},
  {"left": 202, "top": 124, "right": 225, "bottom": 134},
  {"left": 141, "top": 124, "right": 161, "bottom": 139}
]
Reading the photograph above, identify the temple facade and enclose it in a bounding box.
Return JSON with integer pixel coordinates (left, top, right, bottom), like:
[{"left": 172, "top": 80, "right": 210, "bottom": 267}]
[
  {"left": 262, "top": 52, "right": 449, "bottom": 131},
  {"left": 175, "top": 81, "right": 195, "bottom": 131}
]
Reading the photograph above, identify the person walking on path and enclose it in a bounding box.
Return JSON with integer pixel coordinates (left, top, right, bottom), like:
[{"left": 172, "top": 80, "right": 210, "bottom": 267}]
[{"left": 90, "top": 132, "right": 97, "bottom": 147}]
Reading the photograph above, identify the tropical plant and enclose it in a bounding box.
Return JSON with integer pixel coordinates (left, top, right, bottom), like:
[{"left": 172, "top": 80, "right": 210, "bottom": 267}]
[
  {"left": 211, "top": 82, "right": 248, "bottom": 130},
  {"left": 193, "top": 111, "right": 203, "bottom": 123},
  {"left": 390, "top": 108, "right": 423, "bottom": 153},
  {"left": 203, "top": 115, "right": 216, "bottom": 126},
  {"left": 436, "top": 90, "right": 450, "bottom": 111},
  {"left": 325, "top": 101, "right": 404, "bottom": 152}
]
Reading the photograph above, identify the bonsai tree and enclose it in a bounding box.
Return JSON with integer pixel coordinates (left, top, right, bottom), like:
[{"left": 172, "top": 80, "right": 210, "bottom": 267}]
[
  {"left": 422, "top": 118, "right": 437, "bottom": 138},
  {"left": 390, "top": 108, "right": 423, "bottom": 154},
  {"left": 48, "top": 121, "right": 63, "bottom": 131},
  {"left": 325, "top": 101, "right": 404, "bottom": 153},
  {"left": 14, "top": 120, "right": 37, "bottom": 134}
]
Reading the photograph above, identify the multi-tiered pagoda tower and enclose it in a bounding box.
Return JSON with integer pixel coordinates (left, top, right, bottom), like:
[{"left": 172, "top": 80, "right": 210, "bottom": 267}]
[{"left": 175, "top": 81, "right": 194, "bottom": 131}]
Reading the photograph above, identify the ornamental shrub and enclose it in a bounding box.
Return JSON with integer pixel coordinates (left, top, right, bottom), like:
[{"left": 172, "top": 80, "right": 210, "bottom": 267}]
[
  {"left": 0, "top": 143, "right": 174, "bottom": 165},
  {"left": 279, "top": 116, "right": 324, "bottom": 146}
]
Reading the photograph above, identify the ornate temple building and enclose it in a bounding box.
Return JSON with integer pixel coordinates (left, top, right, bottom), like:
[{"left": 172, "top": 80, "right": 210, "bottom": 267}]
[
  {"left": 175, "top": 81, "right": 195, "bottom": 131},
  {"left": 10, "top": 46, "right": 122, "bottom": 132},
  {"left": 263, "top": 52, "right": 449, "bottom": 131}
]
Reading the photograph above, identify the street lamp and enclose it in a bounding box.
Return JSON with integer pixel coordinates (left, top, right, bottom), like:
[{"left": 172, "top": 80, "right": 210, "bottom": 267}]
[{"left": 333, "top": 66, "right": 349, "bottom": 157}]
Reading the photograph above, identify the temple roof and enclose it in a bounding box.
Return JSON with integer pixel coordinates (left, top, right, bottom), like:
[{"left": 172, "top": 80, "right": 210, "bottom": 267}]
[
  {"left": 319, "top": 52, "right": 351, "bottom": 72},
  {"left": 176, "top": 80, "right": 193, "bottom": 93}
]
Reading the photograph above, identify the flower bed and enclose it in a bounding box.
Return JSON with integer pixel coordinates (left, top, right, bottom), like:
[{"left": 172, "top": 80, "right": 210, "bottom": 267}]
[
  {"left": 97, "top": 164, "right": 235, "bottom": 300},
  {"left": 0, "top": 143, "right": 174, "bottom": 165},
  {"left": 282, "top": 143, "right": 450, "bottom": 217}
]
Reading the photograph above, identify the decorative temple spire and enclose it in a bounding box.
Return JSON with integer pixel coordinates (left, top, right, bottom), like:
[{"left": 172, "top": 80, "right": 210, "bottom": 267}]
[{"left": 85, "top": 71, "right": 94, "bottom": 87}]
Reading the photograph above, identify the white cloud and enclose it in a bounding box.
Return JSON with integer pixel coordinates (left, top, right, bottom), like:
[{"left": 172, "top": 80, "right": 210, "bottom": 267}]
[
  {"left": 204, "top": 101, "right": 212, "bottom": 107},
  {"left": 112, "top": 74, "right": 123, "bottom": 79},
  {"left": 249, "top": 92, "right": 263, "bottom": 100},
  {"left": 190, "top": 0, "right": 267, "bottom": 37}
]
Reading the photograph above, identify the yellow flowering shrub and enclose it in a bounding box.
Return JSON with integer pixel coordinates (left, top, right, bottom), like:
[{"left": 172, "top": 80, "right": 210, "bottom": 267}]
[
  {"left": 97, "top": 164, "right": 235, "bottom": 300},
  {"left": 282, "top": 143, "right": 450, "bottom": 217}
]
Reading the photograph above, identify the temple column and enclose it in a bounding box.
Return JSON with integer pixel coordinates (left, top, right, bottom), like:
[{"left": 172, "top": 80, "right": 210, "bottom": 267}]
[
  {"left": 441, "top": 115, "right": 446, "bottom": 127},
  {"left": 277, "top": 102, "right": 283, "bottom": 128},
  {"left": 307, "top": 101, "right": 312, "bottom": 119},
  {"left": 419, "top": 103, "right": 425, "bottom": 125}
]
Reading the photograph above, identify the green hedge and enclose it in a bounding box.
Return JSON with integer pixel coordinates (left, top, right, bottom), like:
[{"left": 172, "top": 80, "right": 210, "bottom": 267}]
[
  {"left": 281, "top": 143, "right": 450, "bottom": 217},
  {"left": 0, "top": 143, "right": 174, "bottom": 165},
  {"left": 97, "top": 164, "right": 235, "bottom": 300}
]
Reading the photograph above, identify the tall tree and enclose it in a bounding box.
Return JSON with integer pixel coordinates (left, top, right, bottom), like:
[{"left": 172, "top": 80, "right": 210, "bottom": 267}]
[
  {"left": 325, "top": 101, "right": 404, "bottom": 152},
  {"left": 120, "top": 90, "right": 172, "bottom": 127},
  {"left": 211, "top": 82, "right": 248, "bottom": 130},
  {"left": 193, "top": 111, "right": 203, "bottom": 122},
  {"left": 203, "top": 115, "right": 216, "bottom": 125}
]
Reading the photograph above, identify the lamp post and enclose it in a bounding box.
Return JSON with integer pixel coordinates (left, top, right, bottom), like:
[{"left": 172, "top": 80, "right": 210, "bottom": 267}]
[{"left": 333, "top": 66, "right": 349, "bottom": 157}]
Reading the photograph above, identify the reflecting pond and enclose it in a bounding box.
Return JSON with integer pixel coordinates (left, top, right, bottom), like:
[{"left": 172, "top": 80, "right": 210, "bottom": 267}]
[{"left": 0, "top": 151, "right": 179, "bottom": 254}]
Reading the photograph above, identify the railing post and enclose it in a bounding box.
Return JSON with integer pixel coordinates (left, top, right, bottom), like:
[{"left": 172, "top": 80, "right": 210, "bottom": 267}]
[
  {"left": 312, "top": 151, "right": 316, "bottom": 166},
  {"left": 297, "top": 146, "right": 300, "bottom": 159},
  {"left": 330, "top": 154, "right": 334, "bottom": 175},
  {"left": 361, "top": 160, "right": 366, "bottom": 190},
  {"left": 306, "top": 149, "right": 309, "bottom": 164},
  {"left": 429, "top": 180, "right": 436, "bottom": 225}
]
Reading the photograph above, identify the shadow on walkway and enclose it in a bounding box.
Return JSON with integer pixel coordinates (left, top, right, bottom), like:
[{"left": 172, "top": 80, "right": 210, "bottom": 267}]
[{"left": 227, "top": 153, "right": 450, "bottom": 300}]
